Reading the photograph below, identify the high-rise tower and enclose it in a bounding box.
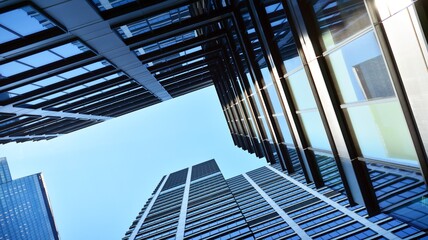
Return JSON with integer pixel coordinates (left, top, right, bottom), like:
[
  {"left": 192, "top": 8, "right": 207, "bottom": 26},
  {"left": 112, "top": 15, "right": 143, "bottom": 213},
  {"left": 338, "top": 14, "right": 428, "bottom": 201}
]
[
  {"left": 124, "top": 159, "right": 428, "bottom": 240},
  {"left": 0, "top": 158, "right": 59, "bottom": 240}
]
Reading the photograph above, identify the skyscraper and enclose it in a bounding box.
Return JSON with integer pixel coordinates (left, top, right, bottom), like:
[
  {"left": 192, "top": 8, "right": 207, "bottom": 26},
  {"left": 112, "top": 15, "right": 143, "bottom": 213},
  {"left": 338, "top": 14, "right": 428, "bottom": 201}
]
[
  {"left": 1, "top": 0, "right": 428, "bottom": 221},
  {"left": 124, "top": 159, "right": 428, "bottom": 239},
  {"left": 0, "top": 158, "right": 59, "bottom": 240}
]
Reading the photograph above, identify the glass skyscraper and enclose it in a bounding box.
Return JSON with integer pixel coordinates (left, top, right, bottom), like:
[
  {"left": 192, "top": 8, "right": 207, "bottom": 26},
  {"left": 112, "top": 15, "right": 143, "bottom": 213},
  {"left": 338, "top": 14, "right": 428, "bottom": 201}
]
[
  {"left": 0, "top": 158, "right": 59, "bottom": 240},
  {"left": 124, "top": 159, "right": 428, "bottom": 239}
]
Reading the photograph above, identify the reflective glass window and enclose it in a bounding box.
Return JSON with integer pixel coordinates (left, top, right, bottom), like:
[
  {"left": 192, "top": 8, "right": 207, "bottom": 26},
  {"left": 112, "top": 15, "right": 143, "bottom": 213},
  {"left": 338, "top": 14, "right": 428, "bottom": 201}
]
[
  {"left": 244, "top": 8, "right": 294, "bottom": 145},
  {"left": 345, "top": 100, "right": 418, "bottom": 163},
  {"left": 246, "top": 73, "right": 272, "bottom": 141},
  {"left": 310, "top": 0, "right": 371, "bottom": 50},
  {"left": 299, "top": 111, "right": 331, "bottom": 150},
  {"left": 326, "top": 31, "right": 395, "bottom": 104},
  {"left": 9, "top": 84, "right": 40, "bottom": 95},
  {"left": 266, "top": 84, "right": 292, "bottom": 144},
  {"left": 286, "top": 69, "right": 316, "bottom": 110}
]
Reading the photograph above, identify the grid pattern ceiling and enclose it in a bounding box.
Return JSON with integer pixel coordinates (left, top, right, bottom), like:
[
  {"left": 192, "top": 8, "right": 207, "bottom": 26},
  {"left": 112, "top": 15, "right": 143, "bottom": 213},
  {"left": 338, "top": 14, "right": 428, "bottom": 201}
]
[{"left": 0, "top": 0, "right": 230, "bottom": 143}]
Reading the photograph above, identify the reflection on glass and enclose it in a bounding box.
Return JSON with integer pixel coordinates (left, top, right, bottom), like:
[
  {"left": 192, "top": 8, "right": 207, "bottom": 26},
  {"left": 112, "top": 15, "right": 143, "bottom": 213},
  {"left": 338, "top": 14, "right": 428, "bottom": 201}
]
[
  {"left": 260, "top": 67, "right": 274, "bottom": 89},
  {"left": 263, "top": 1, "right": 302, "bottom": 72},
  {"left": 266, "top": 85, "right": 293, "bottom": 144},
  {"left": 246, "top": 73, "right": 273, "bottom": 141},
  {"left": 0, "top": 6, "right": 55, "bottom": 44},
  {"left": 299, "top": 111, "right": 331, "bottom": 150},
  {"left": 310, "top": 0, "right": 371, "bottom": 50},
  {"left": 287, "top": 69, "right": 316, "bottom": 110},
  {"left": 326, "top": 31, "right": 395, "bottom": 103},
  {"left": 345, "top": 100, "right": 418, "bottom": 164}
]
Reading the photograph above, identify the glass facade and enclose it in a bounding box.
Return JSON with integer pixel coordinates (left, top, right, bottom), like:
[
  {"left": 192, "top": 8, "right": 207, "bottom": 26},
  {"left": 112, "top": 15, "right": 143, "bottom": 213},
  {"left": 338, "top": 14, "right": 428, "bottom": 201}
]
[
  {"left": 1, "top": 0, "right": 428, "bottom": 221},
  {"left": 0, "top": 158, "right": 58, "bottom": 240},
  {"left": 125, "top": 159, "right": 428, "bottom": 239}
]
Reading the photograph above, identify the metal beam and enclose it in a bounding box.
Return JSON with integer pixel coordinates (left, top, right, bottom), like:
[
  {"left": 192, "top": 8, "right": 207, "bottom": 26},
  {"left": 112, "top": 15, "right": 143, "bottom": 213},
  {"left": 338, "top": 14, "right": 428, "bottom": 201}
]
[
  {"left": 0, "top": 105, "right": 112, "bottom": 121},
  {"left": 122, "top": 8, "right": 231, "bottom": 49},
  {"left": 137, "top": 31, "right": 226, "bottom": 63},
  {"left": 147, "top": 48, "right": 221, "bottom": 73}
]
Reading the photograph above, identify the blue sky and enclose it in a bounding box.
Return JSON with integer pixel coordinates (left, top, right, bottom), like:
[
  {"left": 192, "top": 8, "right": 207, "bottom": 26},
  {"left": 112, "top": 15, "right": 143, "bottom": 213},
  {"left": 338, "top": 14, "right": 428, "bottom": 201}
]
[{"left": 0, "top": 86, "right": 265, "bottom": 240}]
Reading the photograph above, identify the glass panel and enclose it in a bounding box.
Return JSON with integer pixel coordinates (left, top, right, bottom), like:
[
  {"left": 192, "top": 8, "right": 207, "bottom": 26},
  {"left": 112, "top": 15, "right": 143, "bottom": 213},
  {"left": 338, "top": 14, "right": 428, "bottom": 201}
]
[
  {"left": 0, "top": 27, "right": 18, "bottom": 43},
  {"left": 0, "top": 62, "right": 32, "bottom": 77},
  {"left": 0, "top": 41, "right": 89, "bottom": 78},
  {"left": 59, "top": 68, "right": 88, "bottom": 79},
  {"left": 84, "top": 61, "right": 108, "bottom": 71},
  {"left": 43, "top": 91, "right": 66, "bottom": 100},
  {"left": 9, "top": 84, "right": 40, "bottom": 95},
  {"left": 63, "top": 85, "right": 85, "bottom": 93},
  {"left": 345, "top": 100, "right": 418, "bottom": 164},
  {"left": 19, "top": 51, "right": 61, "bottom": 67},
  {"left": 246, "top": 73, "right": 272, "bottom": 141},
  {"left": 0, "top": 6, "right": 55, "bottom": 44},
  {"left": 299, "top": 111, "right": 330, "bottom": 150},
  {"left": 50, "top": 42, "right": 88, "bottom": 58},
  {"left": 34, "top": 76, "right": 64, "bottom": 87},
  {"left": 260, "top": 67, "right": 273, "bottom": 89},
  {"left": 286, "top": 69, "right": 316, "bottom": 110},
  {"left": 266, "top": 84, "right": 293, "bottom": 144},
  {"left": 326, "top": 31, "right": 395, "bottom": 103},
  {"left": 311, "top": 0, "right": 371, "bottom": 50}
]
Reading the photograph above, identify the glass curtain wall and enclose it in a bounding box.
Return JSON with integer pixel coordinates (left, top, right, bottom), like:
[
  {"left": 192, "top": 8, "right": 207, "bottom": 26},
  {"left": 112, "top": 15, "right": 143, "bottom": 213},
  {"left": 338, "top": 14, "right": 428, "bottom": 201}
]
[
  {"left": 226, "top": 50, "right": 265, "bottom": 156},
  {"left": 239, "top": 5, "right": 295, "bottom": 167},
  {"left": 228, "top": 17, "right": 279, "bottom": 163},
  {"left": 256, "top": 0, "right": 344, "bottom": 191},
  {"left": 309, "top": 0, "right": 418, "bottom": 166}
]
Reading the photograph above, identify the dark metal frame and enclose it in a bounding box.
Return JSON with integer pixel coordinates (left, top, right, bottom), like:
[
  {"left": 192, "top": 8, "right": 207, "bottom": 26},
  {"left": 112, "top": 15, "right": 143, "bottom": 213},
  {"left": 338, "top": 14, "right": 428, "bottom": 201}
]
[{"left": 288, "top": 0, "right": 379, "bottom": 214}]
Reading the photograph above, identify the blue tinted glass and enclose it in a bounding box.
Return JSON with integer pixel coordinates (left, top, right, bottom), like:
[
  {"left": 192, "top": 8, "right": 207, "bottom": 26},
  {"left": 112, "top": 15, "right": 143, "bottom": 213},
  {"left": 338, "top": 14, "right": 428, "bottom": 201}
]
[
  {"left": 0, "top": 6, "right": 55, "bottom": 44},
  {"left": 0, "top": 41, "right": 88, "bottom": 78},
  {"left": 50, "top": 42, "right": 88, "bottom": 58},
  {"left": 19, "top": 51, "right": 61, "bottom": 67},
  {"left": 0, "top": 27, "right": 18, "bottom": 43},
  {"left": 0, "top": 61, "right": 32, "bottom": 77}
]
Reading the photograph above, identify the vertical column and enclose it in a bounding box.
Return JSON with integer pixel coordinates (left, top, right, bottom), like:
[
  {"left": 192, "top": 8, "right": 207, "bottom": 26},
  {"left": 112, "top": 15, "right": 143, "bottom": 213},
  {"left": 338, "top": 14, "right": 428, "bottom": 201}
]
[
  {"left": 175, "top": 167, "right": 192, "bottom": 240},
  {"left": 285, "top": 0, "right": 379, "bottom": 214},
  {"left": 213, "top": 70, "right": 252, "bottom": 152},
  {"left": 218, "top": 62, "right": 256, "bottom": 153},
  {"left": 247, "top": 0, "right": 326, "bottom": 187},
  {"left": 129, "top": 174, "right": 170, "bottom": 240},
  {"left": 214, "top": 83, "right": 240, "bottom": 147},
  {"left": 365, "top": 0, "right": 428, "bottom": 184},
  {"left": 231, "top": 5, "right": 292, "bottom": 170},
  {"left": 218, "top": 50, "right": 264, "bottom": 156},
  {"left": 223, "top": 27, "right": 276, "bottom": 163}
]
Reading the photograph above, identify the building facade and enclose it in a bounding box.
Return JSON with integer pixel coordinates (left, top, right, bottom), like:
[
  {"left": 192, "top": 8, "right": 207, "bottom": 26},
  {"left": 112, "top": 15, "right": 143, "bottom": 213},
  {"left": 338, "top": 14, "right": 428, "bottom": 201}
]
[
  {"left": 1, "top": 0, "right": 428, "bottom": 217},
  {"left": 124, "top": 159, "right": 428, "bottom": 239},
  {"left": 0, "top": 158, "right": 59, "bottom": 240}
]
